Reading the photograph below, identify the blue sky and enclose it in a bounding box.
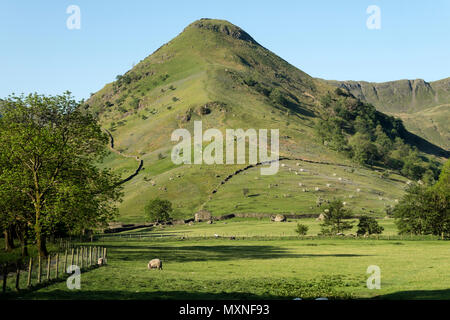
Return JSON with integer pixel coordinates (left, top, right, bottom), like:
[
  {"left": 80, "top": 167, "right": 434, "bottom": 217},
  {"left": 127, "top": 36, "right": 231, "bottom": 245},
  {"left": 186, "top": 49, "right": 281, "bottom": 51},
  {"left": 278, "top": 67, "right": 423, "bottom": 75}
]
[{"left": 1, "top": 0, "right": 449, "bottom": 100}]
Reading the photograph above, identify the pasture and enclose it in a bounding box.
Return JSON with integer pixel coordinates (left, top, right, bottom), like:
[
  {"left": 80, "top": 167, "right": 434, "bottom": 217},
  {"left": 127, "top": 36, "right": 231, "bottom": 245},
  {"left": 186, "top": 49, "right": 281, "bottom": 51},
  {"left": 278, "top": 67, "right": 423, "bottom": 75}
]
[{"left": 5, "top": 219, "right": 450, "bottom": 300}]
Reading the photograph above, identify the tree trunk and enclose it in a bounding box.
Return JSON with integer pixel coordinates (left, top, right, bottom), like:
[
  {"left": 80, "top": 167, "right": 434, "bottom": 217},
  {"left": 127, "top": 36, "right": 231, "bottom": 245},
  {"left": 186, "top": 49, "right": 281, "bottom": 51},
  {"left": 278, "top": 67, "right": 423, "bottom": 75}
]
[
  {"left": 36, "top": 233, "right": 48, "bottom": 257},
  {"left": 21, "top": 237, "right": 28, "bottom": 257},
  {"left": 16, "top": 224, "right": 29, "bottom": 257},
  {"left": 4, "top": 228, "right": 15, "bottom": 251}
]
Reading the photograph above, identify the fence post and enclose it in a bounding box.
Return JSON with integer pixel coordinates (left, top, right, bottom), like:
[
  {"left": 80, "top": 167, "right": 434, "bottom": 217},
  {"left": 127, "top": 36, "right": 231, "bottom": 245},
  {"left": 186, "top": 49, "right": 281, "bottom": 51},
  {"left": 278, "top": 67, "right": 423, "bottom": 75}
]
[
  {"left": 37, "top": 256, "right": 41, "bottom": 283},
  {"left": 80, "top": 247, "right": 84, "bottom": 269},
  {"left": 55, "top": 253, "right": 59, "bottom": 279},
  {"left": 104, "top": 247, "right": 107, "bottom": 264},
  {"left": 89, "top": 247, "right": 92, "bottom": 266},
  {"left": 76, "top": 248, "right": 79, "bottom": 266},
  {"left": 2, "top": 263, "right": 7, "bottom": 294},
  {"left": 64, "top": 249, "right": 68, "bottom": 274},
  {"left": 70, "top": 248, "right": 74, "bottom": 269},
  {"left": 27, "top": 257, "right": 33, "bottom": 288},
  {"left": 15, "top": 261, "right": 20, "bottom": 292},
  {"left": 46, "top": 255, "right": 51, "bottom": 281}
]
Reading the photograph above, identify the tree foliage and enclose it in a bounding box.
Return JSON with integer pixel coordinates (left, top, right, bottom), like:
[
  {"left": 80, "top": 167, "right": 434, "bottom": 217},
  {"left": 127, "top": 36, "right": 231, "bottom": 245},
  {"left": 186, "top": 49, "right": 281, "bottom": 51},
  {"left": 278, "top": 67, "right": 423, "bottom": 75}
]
[
  {"left": 295, "top": 223, "right": 309, "bottom": 236},
  {"left": 0, "top": 92, "right": 123, "bottom": 256},
  {"left": 144, "top": 198, "right": 173, "bottom": 223},
  {"left": 319, "top": 199, "right": 353, "bottom": 235},
  {"left": 394, "top": 161, "right": 449, "bottom": 237},
  {"left": 356, "top": 216, "right": 384, "bottom": 236},
  {"left": 316, "top": 89, "right": 441, "bottom": 180}
]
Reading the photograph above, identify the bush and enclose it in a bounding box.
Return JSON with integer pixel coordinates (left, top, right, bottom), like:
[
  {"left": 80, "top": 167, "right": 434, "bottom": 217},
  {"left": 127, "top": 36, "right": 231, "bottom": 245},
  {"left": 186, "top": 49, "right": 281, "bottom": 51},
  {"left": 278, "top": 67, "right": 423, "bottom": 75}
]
[
  {"left": 242, "top": 188, "right": 249, "bottom": 197},
  {"left": 356, "top": 216, "right": 384, "bottom": 236},
  {"left": 144, "top": 198, "right": 173, "bottom": 223},
  {"left": 295, "top": 223, "right": 309, "bottom": 236}
]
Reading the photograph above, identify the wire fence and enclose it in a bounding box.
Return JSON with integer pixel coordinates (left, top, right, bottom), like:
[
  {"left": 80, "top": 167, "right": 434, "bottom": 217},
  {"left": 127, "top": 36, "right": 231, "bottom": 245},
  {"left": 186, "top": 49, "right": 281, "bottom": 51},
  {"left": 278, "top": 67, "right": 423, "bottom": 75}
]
[
  {"left": 94, "top": 232, "right": 443, "bottom": 242},
  {"left": 1, "top": 246, "right": 107, "bottom": 295}
]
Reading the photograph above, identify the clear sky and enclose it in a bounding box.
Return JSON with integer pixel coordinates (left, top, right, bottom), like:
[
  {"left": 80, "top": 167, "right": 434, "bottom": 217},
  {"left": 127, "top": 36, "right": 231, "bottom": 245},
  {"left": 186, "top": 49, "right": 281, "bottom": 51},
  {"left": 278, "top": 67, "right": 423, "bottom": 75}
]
[{"left": 1, "top": 0, "right": 449, "bottom": 100}]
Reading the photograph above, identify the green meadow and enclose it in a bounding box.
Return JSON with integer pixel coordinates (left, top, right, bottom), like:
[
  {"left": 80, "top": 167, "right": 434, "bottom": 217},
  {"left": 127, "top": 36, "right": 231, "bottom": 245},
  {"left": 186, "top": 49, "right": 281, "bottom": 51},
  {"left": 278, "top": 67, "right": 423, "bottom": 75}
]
[{"left": 5, "top": 219, "right": 449, "bottom": 300}]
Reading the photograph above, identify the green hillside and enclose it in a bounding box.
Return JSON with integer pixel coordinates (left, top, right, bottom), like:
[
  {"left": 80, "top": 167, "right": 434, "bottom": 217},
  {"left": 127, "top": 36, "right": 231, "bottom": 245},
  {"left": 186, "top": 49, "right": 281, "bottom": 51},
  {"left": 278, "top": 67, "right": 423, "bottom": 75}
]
[
  {"left": 323, "top": 78, "right": 450, "bottom": 150},
  {"left": 87, "top": 19, "right": 446, "bottom": 222}
]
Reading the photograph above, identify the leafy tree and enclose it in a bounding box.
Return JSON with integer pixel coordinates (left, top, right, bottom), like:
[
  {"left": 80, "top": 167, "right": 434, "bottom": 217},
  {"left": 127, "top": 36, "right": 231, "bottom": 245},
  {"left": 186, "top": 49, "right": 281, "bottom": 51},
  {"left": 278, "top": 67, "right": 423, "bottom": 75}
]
[
  {"left": 357, "top": 216, "right": 384, "bottom": 236},
  {"left": 145, "top": 198, "right": 173, "bottom": 223},
  {"left": 349, "top": 133, "right": 378, "bottom": 165},
  {"left": 295, "top": 223, "right": 309, "bottom": 236},
  {"left": 319, "top": 200, "right": 353, "bottom": 235},
  {"left": 0, "top": 92, "right": 123, "bottom": 256},
  {"left": 394, "top": 183, "right": 449, "bottom": 237}
]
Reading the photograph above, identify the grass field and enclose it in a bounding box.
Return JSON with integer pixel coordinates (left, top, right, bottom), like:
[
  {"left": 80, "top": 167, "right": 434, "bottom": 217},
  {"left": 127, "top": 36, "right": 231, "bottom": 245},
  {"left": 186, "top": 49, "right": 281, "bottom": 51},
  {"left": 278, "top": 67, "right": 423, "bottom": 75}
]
[{"left": 4, "top": 219, "right": 449, "bottom": 300}]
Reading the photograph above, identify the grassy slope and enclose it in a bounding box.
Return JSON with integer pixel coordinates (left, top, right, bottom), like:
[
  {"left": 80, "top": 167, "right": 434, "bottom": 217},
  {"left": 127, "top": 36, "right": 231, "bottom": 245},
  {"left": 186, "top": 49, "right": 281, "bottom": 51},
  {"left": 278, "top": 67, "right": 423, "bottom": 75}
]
[
  {"left": 87, "top": 19, "right": 431, "bottom": 222},
  {"left": 390, "top": 104, "right": 450, "bottom": 150},
  {"left": 324, "top": 78, "right": 450, "bottom": 150}
]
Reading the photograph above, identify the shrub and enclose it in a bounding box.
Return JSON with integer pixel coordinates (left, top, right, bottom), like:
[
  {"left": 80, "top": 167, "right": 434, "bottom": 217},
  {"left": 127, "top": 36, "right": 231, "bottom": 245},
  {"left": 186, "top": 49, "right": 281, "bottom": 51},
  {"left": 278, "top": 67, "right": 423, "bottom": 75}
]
[
  {"left": 295, "top": 223, "right": 309, "bottom": 236},
  {"left": 242, "top": 188, "right": 249, "bottom": 197}
]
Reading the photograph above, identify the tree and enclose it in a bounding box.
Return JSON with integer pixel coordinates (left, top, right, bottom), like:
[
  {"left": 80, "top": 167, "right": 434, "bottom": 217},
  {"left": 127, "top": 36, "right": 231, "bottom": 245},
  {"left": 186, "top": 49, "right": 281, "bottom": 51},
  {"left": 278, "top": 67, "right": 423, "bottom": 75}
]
[
  {"left": 319, "top": 200, "right": 353, "bottom": 235},
  {"left": 394, "top": 183, "right": 449, "bottom": 237},
  {"left": 295, "top": 223, "right": 309, "bottom": 236},
  {"left": 349, "top": 133, "right": 378, "bottom": 166},
  {"left": 145, "top": 198, "right": 173, "bottom": 223},
  {"left": 357, "top": 216, "right": 384, "bottom": 236},
  {"left": 0, "top": 92, "right": 123, "bottom": 256}
]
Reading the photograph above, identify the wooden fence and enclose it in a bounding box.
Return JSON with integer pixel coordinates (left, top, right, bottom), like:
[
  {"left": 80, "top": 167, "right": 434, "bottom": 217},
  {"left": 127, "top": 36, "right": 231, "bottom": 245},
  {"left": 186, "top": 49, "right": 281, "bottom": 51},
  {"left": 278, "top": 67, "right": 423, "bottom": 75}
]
[{"left": 1, "top": 246, "right": 107, "bottom": 295}]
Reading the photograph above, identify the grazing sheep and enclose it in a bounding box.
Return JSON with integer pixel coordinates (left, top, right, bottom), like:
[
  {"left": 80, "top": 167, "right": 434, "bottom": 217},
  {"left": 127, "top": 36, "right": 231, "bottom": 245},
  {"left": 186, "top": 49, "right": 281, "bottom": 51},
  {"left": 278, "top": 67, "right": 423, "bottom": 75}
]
[
  {"left": 98, "top": 257, "right": 106, "bottom": 266},
  {"left": 326, "top": 183, "right": 331, "bottom": 187},
  {"left": 356, "top": 188, "right": 361, "bottom": 192},
  {"left": 214, "top": 234, "right": 219, "bottom": 238},
  {"left": 148, "top": 259, "right": 163, "bottom": 270},
  {"left": 315, "top": 187, "right": 320, "bottom": 191}
]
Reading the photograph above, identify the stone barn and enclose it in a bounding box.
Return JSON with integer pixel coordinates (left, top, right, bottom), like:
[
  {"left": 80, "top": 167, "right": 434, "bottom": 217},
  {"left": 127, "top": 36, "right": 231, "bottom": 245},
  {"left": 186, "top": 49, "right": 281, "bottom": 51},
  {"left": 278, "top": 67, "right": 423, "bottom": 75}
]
[{"left": 195, "top": 209, "right": 212, "bottom": 222}]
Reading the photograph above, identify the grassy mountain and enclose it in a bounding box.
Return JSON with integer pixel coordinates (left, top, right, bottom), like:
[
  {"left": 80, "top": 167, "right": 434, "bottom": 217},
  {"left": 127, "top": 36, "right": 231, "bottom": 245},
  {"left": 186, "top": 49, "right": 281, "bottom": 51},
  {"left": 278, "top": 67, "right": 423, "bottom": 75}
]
[
  {"left": 323, "top": 78, "right": 450, "bottom": 150},
  {"left": 86, "top": 19, "right": 446, "bottom": 222}
]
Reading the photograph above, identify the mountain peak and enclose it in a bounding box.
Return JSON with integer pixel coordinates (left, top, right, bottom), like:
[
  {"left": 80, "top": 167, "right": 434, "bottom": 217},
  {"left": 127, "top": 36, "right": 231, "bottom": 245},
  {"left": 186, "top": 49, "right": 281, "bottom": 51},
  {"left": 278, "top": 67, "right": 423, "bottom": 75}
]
[{"left": 184, "top": 18, "right": 259, "bottom": 45}]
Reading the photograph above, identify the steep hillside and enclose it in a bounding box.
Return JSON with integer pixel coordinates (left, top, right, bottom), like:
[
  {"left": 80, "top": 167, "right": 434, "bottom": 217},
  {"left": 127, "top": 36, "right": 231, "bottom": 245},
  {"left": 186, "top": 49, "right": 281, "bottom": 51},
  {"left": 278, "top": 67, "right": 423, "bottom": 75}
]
[
  {"left": 86, "top": 19, "right": 445, "bottom": 222},
  {"left": 323, "top": 78, "right": 450, "bottom": 150}
]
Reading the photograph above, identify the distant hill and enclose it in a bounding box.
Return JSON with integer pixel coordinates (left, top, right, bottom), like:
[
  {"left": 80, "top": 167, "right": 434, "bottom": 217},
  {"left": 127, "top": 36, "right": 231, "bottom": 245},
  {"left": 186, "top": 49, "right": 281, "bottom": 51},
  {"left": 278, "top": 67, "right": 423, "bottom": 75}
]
[
  {"left": 86, "top": 19, "right": 447, "bottom": 222},
  {"left": 323, "top": 78, "right": 450, "bottom": 150}
]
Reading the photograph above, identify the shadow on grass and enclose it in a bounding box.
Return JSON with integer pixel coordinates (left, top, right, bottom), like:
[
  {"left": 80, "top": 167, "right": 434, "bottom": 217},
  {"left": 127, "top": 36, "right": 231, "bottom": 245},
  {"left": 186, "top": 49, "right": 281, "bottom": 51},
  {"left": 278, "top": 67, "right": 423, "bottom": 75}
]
[
  {"left": 104, "top": 244, "right": 368, "bottom": 263},
  {"left": 13, "top": 289, "right": 292, "bottom": 300},
  {"left": 373, "top": 289, "right": 450, "bottom": 300}
]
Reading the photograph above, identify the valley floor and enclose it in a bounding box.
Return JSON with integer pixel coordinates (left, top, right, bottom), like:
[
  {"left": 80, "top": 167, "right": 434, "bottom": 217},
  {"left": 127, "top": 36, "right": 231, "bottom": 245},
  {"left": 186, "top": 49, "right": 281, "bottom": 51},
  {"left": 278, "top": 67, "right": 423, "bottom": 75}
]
[{"left": 3, "top": 219, "right": 450, "bottom": 300}]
